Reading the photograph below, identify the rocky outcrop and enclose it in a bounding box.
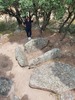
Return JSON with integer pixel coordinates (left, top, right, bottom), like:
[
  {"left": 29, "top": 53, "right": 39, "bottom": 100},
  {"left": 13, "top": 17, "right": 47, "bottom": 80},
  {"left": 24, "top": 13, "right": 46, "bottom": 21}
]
[
  {"left": 29, "top": 62, "right": 75, "bottom": 94},
  {"left": 29, "top": 48, "right": 61, "bottom": 68},
  {"left": 24, "top": 38, "right": 49, "bottom": 53},
  {"left": 15, "top": 46, "right": 28, "bottom": 67}
]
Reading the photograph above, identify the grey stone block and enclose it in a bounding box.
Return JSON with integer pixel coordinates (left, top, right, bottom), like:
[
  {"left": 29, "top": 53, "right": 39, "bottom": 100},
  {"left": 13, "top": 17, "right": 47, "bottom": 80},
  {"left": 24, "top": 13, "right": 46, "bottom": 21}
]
[
  {"left": 15, "top": 46, "right": 28, "bottom": 67},
  {"left": 29, "top": 48, "right": 61, "bottom": 68},
  {"left": 24, "top": 38, "right": 49, "bottom": 53}
]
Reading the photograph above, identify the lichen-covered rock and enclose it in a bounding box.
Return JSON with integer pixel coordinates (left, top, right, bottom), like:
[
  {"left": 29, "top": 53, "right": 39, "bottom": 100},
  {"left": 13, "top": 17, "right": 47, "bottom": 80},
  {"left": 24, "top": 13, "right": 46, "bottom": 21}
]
[
  {"left": 29, "top": 48, "right": 61, "bottom": 68},
  {"left": 29, "top": 62, "right": 75, "bottom": 94},
  {"left": 24, "top": 38, "right": 49, "bottom": 53},
  {"left": 15, "top": 46, "right": 28, "bottom": 67}
]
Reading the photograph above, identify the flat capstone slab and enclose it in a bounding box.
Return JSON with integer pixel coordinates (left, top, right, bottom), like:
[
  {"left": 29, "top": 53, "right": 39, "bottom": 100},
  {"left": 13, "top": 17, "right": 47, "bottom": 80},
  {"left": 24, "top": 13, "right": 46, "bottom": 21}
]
[
  {"left": 24, "top": 38, "right": 49, "bottom": 53},
  {"left": 29, "top": 62, "right": 75, "bottom": 94},
  {"left": 0, "top": 77, "right": 13, "bottom": 96}
]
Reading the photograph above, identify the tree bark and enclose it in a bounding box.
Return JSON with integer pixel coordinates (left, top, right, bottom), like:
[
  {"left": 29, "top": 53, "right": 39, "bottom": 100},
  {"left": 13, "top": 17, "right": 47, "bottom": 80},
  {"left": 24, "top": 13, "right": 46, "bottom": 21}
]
[
  {"left": 32, "top": 1, "right": 42, "bottom": 34},
  {"left": 66, "top": 15, "right": 75, "bottom": 28},
  {"left": 41, "top": 10, "right": 52, "bottom": 32},
  {"left": 5, "top": 7, "right": 22, "bottom": 26},
  {"left": 59, "top": 11, "right": 73, "bottom": 33},
  {"left": 60, "top": 15, "right": 75, "bottom": 41}
]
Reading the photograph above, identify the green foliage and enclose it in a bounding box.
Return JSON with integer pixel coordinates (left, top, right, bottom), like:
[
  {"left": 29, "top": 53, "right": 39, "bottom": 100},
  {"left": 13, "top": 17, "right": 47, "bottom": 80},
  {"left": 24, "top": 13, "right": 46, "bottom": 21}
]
[
  {"left": 0, "top": 0, "right": 74, "bottom": 19},
  {"left": 38, "top": 0, "right": 62, "bottom": 12},
  {"left": 65, "top": 0, "right": 75, "bottom": 13},
  {"left": 55, "top": 6, "right": 65, "bottom": 20},
  {"left": 66, "top": 0, "right": 73, "bottom": 4},
  {"left": 0, "top": 21, "right": 17, "bottom": 33},
  {"left": 19, "top": 0, "right": 33, "bottom": 16},
  {"left": 0, "top": 0, "right": 75, "bottom": 32},
  {"left": 19, "top": 0, "right": 65, "bottom": 17},
  {"left": 0, "top": 0, "right": 15, "bottom": 10}
]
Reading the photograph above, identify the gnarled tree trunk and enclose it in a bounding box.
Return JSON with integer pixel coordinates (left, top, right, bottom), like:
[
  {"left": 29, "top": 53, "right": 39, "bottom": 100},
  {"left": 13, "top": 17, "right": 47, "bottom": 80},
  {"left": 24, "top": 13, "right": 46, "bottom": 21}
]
[
  {"left": 41, "top": 10, "right": 52, "bottom": 32},
  {"left": 5, "top": 7, "right": 23, "bottom": 26},
  {"left": 59, "top": 11, "right": 73, "bottom": 33},
  {"left": 60, "top": 15, "right": 75, "bottom": 41}
]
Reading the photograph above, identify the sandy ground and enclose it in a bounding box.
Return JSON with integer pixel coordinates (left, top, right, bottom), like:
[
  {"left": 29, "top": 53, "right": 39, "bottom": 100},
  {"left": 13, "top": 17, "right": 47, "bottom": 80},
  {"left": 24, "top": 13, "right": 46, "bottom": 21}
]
[{"left": 0, "top": 31, "right": 57, "bottom": 100}]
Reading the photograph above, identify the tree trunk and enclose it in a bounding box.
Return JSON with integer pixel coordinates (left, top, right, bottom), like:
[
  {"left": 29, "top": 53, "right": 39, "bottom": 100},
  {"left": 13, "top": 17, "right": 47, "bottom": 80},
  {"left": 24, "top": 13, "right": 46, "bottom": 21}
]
[
  {"left": 59, "top": 11, "right": 73, "bottom": 33},
  {"left": 41, "top": 10, "right": 52, "bottom": 32},
  {"left": 32, "top": 1, "right": 42, "bottom": 34},
  {"left": 60, "top": 15, "right": 75, "bottom": 41},
  {"left": 66, "top": 15, "right": 75, "bottom": 29},
  {"left": 5, "top": 8, "right": 23, "bottom": 26},
  {"left": 16, "top": 16, "right": 22, "bottom": 26},
  {"left": 60, "top": 31, "right": 67, "bottom": 41}
]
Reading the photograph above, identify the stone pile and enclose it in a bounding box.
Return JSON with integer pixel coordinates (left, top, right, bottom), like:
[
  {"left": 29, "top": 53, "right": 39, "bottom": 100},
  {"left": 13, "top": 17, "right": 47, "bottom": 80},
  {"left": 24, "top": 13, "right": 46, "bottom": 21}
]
[
  {"left": 15, "top": 37, "right": 75, "bottom": 100},
  {"left": 15, "top": 38, "right": 61, "bottom": 68}
]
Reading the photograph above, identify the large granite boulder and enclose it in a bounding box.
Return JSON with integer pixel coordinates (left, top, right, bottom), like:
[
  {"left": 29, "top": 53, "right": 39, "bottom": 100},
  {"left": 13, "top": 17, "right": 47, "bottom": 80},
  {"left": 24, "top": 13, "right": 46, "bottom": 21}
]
[
  {"left": 29, "top": 62, "right": 75, "bottom": 94},
  {"left": 15, "top": 46, "right": 28, "bottom": 67},
  {"left": 24, "top": 38, "right": 49, "bottom": 53},
  {"left": 29, "top": 48, "right": 61, "bottom": 68}
]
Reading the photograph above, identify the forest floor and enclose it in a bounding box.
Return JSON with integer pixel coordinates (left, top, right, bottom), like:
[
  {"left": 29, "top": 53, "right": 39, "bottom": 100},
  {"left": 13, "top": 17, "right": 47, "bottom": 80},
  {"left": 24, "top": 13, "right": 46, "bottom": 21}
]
[{"left": 0, "top": 29, "right": 75, "bottom": 100}]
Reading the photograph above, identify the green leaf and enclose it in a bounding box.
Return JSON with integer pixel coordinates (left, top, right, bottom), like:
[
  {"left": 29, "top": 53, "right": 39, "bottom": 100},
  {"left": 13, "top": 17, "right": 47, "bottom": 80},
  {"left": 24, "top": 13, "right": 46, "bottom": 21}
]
[{"left": 66, "top": 0, "right": 72, "bottom": 4}]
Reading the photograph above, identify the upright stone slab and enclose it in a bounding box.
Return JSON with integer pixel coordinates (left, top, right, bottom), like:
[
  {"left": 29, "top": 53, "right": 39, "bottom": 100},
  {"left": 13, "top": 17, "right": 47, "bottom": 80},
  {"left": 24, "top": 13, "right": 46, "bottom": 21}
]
[
  {"left": 24, "top": 38, "right": 49, "bottom": 53},
  {"left": 29, "top": 62, "right": 75, "bottom": 94},
  {"left": 29, "top": 48, "right": 61, "bottom": 68},
  {"left": 0, "top": 77, "right": 14, "bottom": 100},
  {"left": 15, "top": 46, "right": 28, "bottom": 67}
]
